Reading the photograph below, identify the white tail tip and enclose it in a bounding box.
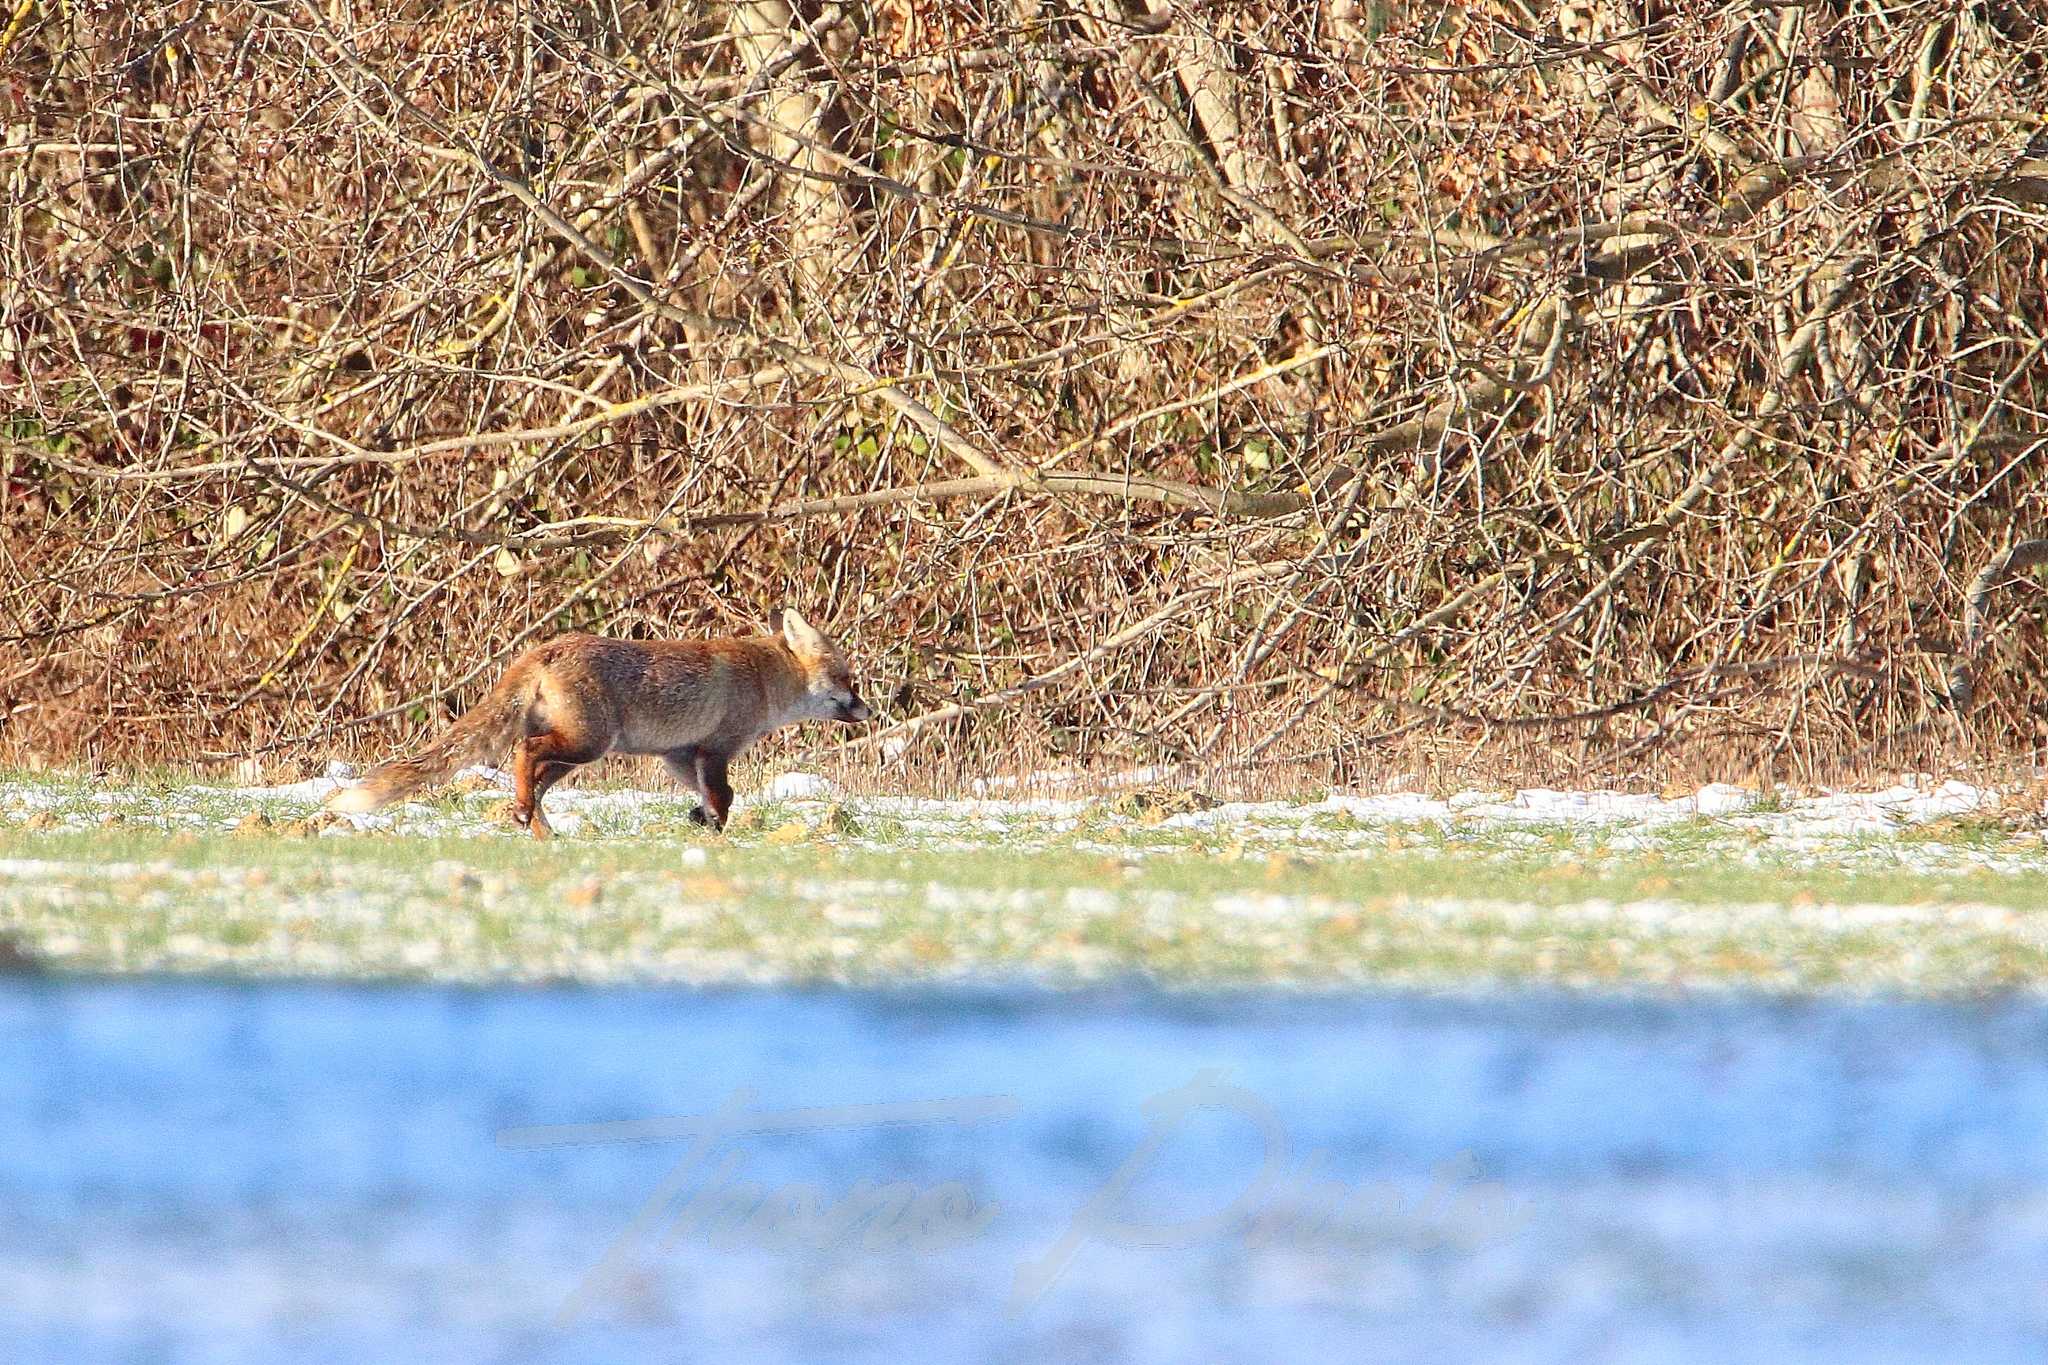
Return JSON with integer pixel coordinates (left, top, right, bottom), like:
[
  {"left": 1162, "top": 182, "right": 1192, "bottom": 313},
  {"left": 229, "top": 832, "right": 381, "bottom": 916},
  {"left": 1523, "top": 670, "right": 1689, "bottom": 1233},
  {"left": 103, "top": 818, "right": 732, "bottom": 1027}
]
[{"left": 324, "top": 785, "right": 382, "bottom": 814}]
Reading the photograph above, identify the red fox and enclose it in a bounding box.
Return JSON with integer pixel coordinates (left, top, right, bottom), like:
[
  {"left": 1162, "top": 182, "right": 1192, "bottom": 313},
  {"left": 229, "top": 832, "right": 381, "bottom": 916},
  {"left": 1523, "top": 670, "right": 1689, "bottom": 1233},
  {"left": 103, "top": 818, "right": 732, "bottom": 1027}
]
[{"left": 325, "top": 609, "right": 871, "bottom": 836}]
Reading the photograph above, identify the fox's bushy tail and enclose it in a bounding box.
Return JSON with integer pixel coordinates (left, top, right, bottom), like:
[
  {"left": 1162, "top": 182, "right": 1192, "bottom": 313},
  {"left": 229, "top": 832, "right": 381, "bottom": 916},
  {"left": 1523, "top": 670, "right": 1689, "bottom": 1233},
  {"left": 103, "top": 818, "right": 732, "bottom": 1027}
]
[{"left": 326, "top": 679, "right": 526, "bottom": 814}]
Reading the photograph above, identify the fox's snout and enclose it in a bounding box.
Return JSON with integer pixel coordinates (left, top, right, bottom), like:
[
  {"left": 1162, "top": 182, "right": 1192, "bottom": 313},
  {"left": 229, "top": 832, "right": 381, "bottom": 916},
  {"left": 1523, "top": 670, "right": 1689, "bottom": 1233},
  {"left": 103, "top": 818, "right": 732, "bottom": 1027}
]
[{"left": 837, "top": 695, "right": 873, "bottom": 724}]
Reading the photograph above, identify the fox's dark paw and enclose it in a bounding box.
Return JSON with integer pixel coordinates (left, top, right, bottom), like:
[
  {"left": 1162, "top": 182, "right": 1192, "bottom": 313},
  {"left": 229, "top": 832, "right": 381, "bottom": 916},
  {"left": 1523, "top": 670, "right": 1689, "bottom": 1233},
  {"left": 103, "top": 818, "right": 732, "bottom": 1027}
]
[{"left": 686, "top": 804, "right": 710, "bottom": 827}]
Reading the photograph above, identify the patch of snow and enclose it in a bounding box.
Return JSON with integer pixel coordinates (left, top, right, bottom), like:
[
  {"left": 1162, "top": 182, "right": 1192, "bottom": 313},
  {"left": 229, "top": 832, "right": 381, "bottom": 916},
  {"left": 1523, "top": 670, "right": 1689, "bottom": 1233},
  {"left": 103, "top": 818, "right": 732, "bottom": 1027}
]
[
  {"left": 543, "top": 787, "right": 666, "bottom": 815},
  {"left": 227, "top": 777, "right": 344, "bottom": 804},
  {"left": 764, "top": 772, "right": 837, "bottom": 801},
  {"left": 1692, "top": 783, "right": 1755, "bottom": 816},
  {"left": 1159, "top": 801, "right": 1275, "bottom": 829},
  {"left": 1308, "top": 778, "right": 2000, "bottom": 836},
  {"left": 1323, "top": 792, "right": 1452, "bottom": 822},
  {"left": 971, "top": 768, "right": 1085, "bottom": 796}
]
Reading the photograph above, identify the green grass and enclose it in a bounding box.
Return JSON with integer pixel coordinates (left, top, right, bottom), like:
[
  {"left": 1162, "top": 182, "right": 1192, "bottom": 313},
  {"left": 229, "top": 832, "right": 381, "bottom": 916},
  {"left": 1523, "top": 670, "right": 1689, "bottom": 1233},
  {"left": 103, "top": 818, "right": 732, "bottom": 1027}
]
[
  {"left": 5, "top": 768, "right": 2047, "bottom": 993},
  {"left": 3, "top": 813, "right": 2048, "bottom": 995}
]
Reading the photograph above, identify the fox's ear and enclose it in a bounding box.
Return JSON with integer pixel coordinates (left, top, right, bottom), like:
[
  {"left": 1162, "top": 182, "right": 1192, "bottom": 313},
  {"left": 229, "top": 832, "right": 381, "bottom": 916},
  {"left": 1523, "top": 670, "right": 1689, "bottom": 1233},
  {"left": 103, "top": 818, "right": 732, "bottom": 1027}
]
[{"left": 780, "top": 608, "right": 827, "bottom": 654}]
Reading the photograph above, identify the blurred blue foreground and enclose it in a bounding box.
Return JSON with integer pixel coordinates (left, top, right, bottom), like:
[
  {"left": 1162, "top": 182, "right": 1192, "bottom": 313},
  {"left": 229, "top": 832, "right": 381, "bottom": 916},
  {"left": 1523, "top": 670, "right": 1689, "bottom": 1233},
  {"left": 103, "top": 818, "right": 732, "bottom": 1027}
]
[{"left": 3, "top": 979, "right": 2046, "bottom": 1363}]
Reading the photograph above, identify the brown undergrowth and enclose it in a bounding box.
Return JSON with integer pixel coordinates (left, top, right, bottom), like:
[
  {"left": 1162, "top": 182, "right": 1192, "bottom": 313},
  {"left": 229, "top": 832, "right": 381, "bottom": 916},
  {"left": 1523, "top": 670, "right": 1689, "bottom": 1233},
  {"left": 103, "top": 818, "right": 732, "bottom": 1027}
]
[{"left": 4, "top": 1, "right": 2046, "bottom": 790}]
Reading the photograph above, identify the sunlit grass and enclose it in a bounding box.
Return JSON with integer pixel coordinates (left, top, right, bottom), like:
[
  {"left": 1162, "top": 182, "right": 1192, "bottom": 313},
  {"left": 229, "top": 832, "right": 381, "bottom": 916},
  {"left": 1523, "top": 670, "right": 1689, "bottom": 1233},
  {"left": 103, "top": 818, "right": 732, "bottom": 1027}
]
[
  {"left": 3, "top": 796, "right": 2047, "bottom": 994},
  {"left": 6, "top": 768, "right": 2047, "bottom": 992}
]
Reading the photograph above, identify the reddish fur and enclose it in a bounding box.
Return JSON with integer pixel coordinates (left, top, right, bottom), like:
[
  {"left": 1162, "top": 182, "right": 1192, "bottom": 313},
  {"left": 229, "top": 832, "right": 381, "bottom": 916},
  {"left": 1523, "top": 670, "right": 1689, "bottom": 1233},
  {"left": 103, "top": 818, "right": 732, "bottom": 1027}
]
[{"left": 326, "top": 613, "right": 868, "bottom": 836}]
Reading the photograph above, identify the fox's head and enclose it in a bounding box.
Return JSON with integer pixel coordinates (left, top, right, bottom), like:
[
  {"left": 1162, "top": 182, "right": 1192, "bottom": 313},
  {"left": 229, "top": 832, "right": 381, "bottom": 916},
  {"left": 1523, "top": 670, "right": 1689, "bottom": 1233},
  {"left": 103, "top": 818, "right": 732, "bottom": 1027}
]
[{"left": 779, "top": 609, "right": 873, "bottom": 724}]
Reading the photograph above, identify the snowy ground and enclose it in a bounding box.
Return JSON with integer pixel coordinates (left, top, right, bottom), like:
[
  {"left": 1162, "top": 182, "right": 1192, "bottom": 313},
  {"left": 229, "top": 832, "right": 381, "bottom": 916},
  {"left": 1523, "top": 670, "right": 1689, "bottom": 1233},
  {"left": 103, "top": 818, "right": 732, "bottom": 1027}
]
[
  {"left": 7, "top": 762, "right": 2043, "bottom": 854},
  {"left": 1, "top": 769, "right": 2046, "bottom": 993}
]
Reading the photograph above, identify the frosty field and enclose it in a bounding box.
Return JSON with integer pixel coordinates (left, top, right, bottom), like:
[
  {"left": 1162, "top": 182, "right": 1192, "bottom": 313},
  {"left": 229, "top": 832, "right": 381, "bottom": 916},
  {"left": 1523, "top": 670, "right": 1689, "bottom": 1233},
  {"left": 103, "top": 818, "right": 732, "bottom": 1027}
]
[{"left": 3, "top": 770, "right": 2046, "bottom": 995}]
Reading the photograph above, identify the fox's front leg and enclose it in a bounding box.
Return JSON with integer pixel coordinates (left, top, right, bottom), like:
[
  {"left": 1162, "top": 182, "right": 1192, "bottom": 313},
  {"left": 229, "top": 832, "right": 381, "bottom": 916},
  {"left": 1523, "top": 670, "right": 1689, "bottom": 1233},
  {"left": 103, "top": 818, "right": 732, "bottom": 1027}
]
[
  {"left": 662, "top": 746, "right": 713, "bottom": 827},
  {"left": 694, "top": 750, "right": 734, "bottom": 832},
  {"left": 511, "top": 736, "right": 549, "bottom": 837}
]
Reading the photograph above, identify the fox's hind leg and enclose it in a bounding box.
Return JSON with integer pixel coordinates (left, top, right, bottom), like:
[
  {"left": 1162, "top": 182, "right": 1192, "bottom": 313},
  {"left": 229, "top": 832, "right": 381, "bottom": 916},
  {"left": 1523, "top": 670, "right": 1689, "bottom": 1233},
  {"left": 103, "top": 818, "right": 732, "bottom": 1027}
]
[{"left": 512, "top": 731, "right": 606, "bottom": 839}]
